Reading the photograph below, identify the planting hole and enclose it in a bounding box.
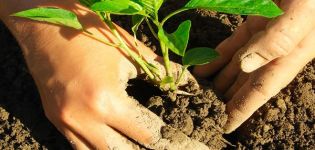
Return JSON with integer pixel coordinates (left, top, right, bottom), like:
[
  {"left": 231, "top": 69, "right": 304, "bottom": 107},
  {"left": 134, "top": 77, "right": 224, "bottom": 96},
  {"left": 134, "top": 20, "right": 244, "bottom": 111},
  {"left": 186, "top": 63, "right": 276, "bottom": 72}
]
[{"left": 126, "top": 79, "right": 163, "bottom": 105}]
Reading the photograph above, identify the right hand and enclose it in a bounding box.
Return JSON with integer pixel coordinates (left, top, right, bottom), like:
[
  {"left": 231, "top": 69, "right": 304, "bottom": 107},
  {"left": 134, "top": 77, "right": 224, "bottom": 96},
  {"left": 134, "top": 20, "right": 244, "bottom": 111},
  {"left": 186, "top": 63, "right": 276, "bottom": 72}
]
[{"left": 194, "top": 0, "right": 315, "bottom": 133}]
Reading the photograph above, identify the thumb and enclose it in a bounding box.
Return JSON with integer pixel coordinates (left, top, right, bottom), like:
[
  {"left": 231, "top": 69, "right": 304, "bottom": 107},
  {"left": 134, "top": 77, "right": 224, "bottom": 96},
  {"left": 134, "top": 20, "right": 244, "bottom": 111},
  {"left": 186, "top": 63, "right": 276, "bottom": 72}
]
[
  {"left": 224, "top": 28, "right": 315, "bottom": 133},
  {"left": 240, "top": 0, "right": 315, "bottom": 73}
]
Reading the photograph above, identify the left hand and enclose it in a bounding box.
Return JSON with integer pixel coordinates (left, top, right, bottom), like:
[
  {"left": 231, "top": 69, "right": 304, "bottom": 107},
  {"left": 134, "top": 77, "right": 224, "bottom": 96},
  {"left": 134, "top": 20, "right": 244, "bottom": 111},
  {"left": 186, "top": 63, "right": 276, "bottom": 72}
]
[
  {"left": 194, "top": 0, "right": 315, "bottom": 133},
  {"left": 1, "top": 0, "right": 202, "bottom": 149}
]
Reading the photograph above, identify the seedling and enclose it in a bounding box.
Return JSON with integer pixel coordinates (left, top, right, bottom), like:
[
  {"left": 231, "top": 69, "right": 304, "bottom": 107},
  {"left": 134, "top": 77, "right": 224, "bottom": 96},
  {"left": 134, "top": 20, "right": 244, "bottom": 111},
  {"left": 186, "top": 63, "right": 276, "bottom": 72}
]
[{"left": 12, "top": 0, "right": 282, "bottom": 92}]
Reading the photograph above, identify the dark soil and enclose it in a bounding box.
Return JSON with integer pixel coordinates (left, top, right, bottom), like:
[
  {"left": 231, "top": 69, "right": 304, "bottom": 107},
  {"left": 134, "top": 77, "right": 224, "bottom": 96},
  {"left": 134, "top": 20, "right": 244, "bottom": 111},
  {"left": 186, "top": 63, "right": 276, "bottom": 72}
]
[
  {"left": 0, "top": 0, "right": 314, "bottom": 149},
  {"left": 0, "top": 22, "right": 71, "bottom": 149},
  {"left": 127, "top": 79, "right": 228, "bottom": 149},
  {"left": 146, "top": 81, "right": 228, "bottom": 149}
]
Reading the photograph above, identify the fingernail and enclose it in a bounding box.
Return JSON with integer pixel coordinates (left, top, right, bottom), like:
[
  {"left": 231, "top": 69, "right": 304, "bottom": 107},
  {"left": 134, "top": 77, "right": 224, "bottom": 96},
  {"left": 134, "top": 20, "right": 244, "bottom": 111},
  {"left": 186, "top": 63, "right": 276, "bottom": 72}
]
[{"left": 241, "top": 53, "right": 267, "bottom": 73}]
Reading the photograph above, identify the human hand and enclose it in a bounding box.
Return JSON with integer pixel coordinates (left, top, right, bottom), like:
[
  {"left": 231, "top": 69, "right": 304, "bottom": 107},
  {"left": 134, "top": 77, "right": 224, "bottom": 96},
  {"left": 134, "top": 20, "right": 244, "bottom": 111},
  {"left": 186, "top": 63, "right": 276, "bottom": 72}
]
[
  {"left": 1, "top": 0, "right": 206, "bottom": 149},
  {"left": 194, "top": 0, "right": 315, "bottom": 133}
]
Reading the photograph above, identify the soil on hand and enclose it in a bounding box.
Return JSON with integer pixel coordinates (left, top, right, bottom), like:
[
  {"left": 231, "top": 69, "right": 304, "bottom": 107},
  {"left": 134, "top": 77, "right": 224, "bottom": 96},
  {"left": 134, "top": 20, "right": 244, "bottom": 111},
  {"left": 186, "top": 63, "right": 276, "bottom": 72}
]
[{"left": 0, "top": 1, "right": 314, "bottom": 149}]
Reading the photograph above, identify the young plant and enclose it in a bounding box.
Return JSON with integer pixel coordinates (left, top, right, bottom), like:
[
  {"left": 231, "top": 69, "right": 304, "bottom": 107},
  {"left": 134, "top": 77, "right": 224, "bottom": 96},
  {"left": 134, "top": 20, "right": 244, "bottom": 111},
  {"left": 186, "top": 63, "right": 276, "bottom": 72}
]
[{"left": 12, "top": 0, "right": 282, "bottom": 92}]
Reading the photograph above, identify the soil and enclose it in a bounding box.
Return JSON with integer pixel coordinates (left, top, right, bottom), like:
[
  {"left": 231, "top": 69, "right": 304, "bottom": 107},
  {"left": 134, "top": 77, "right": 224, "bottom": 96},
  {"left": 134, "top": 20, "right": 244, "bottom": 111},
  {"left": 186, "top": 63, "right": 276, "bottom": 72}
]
[
  {"left": 127, "top": 79, "right": 228, "bottom": 149},
  {"left": 0, "top": 1, "right": 314, "bottom": 150},
  {"left": 154, "top": 83, "right": 229, "bottom": 149}
]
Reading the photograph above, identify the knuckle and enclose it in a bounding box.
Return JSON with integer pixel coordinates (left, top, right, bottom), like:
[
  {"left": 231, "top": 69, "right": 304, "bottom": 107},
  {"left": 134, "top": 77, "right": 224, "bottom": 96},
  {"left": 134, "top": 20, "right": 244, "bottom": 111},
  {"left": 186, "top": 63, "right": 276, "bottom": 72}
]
[
  {"left": 58, "top": 109, "right": 71, "bottom": 125},
  {"left": 43, "top": 106, "right": 71, "bottom": 126},
  {"left": 42, "top": 106, "right": 70, "bottom": 126},
  {"left": 265, "top": 40, "right": 288, "bottom": 58},
  {"left": 266, "top": 31, "right": 293, "bottom": 57},
  {"left": 84, "top": 89, "right": 113, "bottom": 117}
]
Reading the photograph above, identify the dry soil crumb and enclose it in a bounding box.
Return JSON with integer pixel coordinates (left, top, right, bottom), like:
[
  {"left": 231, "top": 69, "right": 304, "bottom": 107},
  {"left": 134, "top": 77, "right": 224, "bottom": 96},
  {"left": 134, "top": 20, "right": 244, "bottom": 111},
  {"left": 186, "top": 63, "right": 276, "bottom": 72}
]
[
  {"left": 146, "top": 81, "right": 228, "bottom": 150},
  {"left": 0, "top": 108, "right": 42, "bottom": 150}
]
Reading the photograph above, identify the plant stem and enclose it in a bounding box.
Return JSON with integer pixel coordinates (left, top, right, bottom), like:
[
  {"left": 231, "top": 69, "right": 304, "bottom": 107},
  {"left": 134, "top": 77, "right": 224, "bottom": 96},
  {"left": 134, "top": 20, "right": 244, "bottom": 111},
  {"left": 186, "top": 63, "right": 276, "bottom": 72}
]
[
  {"left": 145, "top": 62, "right": 162, "bottom": 80},
  {"left": 161, "top": 8, "right": 189, "bottom": 26},
  {"left": 103, "top": 13, "right": 155, "bottom": 80},
  {"left": 160, "top": 43, "right": 170, "bottom": 75},
  {"left": 82, "top": 31, "right": 119, "bottom": 48},
  {"left": 176, "top": 65, "right": 189, "bottom": 86},
  {"left": 145, "top": 18, "right": 159, "bottom": 40},
  {"left": 160, "top": 42, "right": 176, "bottom": 90}
]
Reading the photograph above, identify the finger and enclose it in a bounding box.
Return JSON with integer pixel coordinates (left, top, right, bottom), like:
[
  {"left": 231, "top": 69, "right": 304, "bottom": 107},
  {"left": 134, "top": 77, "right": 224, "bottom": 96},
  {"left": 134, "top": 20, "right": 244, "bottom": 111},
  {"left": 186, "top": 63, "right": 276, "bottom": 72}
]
[
  {"left": 104, "top": 94, "right": 167, "bottom": 149},
  {"left": 60, "top": 108, "right": 139, "bottom": 150},
  {"left": 193, "top": 16, "right": 268, "bottom": 77},
  {"left": 61, "top": 128, "right": 91, "bottom": 150},
  {"left": 224, "top": 29, "right": 315, "bottom": 133},
  {"left": 213, "top": 54, "right": 241, "bottom": 93},
  {"left": 224, "top": 72, "right": 249, "bottom": 100},
  {"left": 240, "top": 0, "right": 315, "bottom": 73},
  {"left": 105, "top": 94, "right": 208, "bottom": 149},
  {"left": 200, "top": 17, "right": 268, "bottom": 92}
]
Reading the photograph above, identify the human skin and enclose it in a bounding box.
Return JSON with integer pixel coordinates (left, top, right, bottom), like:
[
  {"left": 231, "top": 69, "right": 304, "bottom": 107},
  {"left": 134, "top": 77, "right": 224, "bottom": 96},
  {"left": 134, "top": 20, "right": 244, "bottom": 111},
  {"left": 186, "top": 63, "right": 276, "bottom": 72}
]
[
  {"left": 194, "top": 0, "right": 315, "bottom": 133},
  {"left": 0, "top": 0, "right": 202, "bottom": 149}
]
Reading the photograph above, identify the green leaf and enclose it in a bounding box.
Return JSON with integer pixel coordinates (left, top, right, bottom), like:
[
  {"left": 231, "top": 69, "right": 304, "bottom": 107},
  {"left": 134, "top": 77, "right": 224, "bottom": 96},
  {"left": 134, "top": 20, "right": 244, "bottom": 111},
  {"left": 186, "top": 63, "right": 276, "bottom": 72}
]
[
  {"left": 185, "top": 0, "right": 283, "bottom": 18},
  {"left": 134, "top": 0, "right": 164, "bottom": 19},
  {"left": 91, "top": 0, "right": 143, "bottom": 15},
  {"left": 12, "top": 7, "right": 83, "bottom": 30},
  {"left": 183, "top": 47, "right": 219, "bottom": 66},
  {"left": 158, "top": 20, "right": 191, "bottom": 56},
  {"left": 78, "top": 0, "right": 101, "bottom": 7},
  {"left": 132, "top": 15, "right": 145, "bottom": 37}
]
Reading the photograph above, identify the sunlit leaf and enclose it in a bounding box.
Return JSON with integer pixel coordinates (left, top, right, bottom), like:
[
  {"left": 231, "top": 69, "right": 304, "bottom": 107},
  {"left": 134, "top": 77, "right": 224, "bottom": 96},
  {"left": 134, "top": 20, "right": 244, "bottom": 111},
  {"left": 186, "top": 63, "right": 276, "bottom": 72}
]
[
  {"left": 183, "top": 47, "right": 219, "bottom": 66},
  {"left": 12, "top": 7, "right": 83, "bottom": 30},
  {"left": 158, "top": 20, "right": 191, "bottom": 56},
  {"left": 185, "top": 0, "right": 283, "bottom": 18},
  {"left": 134, "top": 0, "right": 164, "bottom": 19},
  {"left": 91, "top": 0, "right": 143, "bottom": 15}
]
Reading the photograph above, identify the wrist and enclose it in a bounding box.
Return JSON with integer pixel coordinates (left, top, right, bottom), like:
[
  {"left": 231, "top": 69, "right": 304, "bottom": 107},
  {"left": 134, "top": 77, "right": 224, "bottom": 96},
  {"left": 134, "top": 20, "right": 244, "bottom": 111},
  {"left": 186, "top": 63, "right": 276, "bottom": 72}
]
[
  {"left": 0, "top": 0, "right": 88, "bottom": 57},
  {"left": 0, "top": 0, "right": 82, "bottom": 42},
  {"left": 0, "top": 0, "right": 118, "bottom": 54},
  {"left": 1, "top": 0, "right": 42, "bottom": 20}
]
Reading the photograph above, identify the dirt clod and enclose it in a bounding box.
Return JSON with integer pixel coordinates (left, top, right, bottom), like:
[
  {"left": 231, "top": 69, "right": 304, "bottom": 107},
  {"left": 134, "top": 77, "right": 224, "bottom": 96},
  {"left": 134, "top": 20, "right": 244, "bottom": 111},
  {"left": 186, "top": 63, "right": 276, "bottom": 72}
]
[{"left": 146, "top": 83, "right": 228, "bottom": 149}]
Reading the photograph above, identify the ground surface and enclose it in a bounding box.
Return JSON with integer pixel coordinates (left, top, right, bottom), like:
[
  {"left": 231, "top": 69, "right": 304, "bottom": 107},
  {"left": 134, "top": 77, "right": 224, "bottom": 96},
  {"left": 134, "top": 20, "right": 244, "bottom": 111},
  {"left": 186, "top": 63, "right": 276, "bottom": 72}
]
[
  {"left": 0, "top": 21, "right": 71, "bottom": 149},
  {"left": 0, "top": 1, "right": 314, "bottom": 149}
]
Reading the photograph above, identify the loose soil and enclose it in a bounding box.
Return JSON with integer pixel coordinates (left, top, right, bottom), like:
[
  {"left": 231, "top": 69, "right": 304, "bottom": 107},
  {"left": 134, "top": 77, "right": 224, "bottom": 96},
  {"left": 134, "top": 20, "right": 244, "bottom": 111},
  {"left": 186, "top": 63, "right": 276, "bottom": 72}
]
[
  {"left": 0, "top": 0, "right": 314, "bottom": 149},
  {"left": 127, "top": 79, "right": 228, "bottom": 149}
]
